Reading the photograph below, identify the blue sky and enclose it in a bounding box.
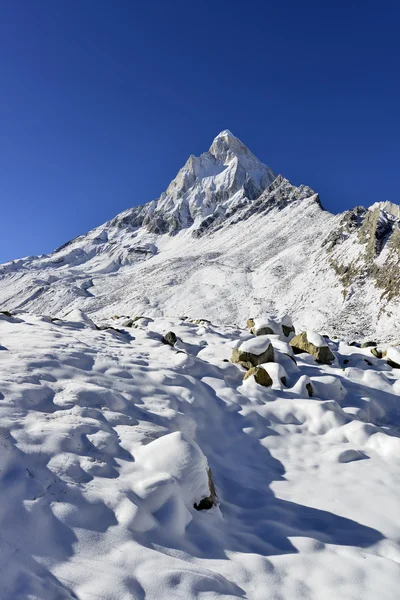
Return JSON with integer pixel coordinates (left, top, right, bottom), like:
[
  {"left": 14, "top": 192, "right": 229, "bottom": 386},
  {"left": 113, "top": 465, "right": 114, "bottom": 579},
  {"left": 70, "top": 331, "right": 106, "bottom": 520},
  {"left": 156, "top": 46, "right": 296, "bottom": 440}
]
[{"left": 0, "top": 0, "right": 399, "bottom": 262}]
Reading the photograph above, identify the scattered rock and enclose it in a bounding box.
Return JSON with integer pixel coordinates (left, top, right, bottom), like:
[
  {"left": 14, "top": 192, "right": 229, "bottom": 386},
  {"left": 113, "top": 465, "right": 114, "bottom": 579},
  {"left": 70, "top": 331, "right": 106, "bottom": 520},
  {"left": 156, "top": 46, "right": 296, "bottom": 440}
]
[
  {"left": 243, "top": 366, "right": 273, "bottom": 387},
  {"left": 289, "top": 331, "right": 335, "bottom": 364},
  {"left": 162, "top": 331, "right": 178, "bottom": 347},
  {"left": 231, "top": 337, "right": 274, "bottom": 369}
]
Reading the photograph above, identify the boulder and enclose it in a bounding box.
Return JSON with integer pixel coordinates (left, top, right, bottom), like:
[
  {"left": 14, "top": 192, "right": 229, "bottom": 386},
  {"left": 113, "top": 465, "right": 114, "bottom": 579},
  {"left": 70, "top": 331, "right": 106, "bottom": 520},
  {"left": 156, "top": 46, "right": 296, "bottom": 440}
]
[
  {"left": 231, "top": 336, "right": 274, "bottom": 369},
  {"left": 162, "top": 331, "right": 178, "bottom": 347},
  {"left": 248, "top": 315, "right": 294, "bottom": 338},
  {"left": 289, "top": 331, "right": 335, "bottom": 364},
  {"left": 243, "top": 366, "right": 273, "bottom": 387}
]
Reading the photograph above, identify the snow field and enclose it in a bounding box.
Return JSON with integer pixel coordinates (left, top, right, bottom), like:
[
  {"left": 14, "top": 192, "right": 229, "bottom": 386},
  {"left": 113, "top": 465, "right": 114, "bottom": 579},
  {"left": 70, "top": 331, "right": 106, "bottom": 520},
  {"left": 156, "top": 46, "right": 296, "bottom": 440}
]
[{"left": 0, "top": 311, "right": 399, "bottom": 599}]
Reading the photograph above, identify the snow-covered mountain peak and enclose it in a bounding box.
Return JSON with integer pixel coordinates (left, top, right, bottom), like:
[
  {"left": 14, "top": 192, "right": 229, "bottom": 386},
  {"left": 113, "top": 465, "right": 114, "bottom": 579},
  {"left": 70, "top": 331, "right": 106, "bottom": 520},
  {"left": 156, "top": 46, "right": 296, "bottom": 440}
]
[
  {"left": 109, "top": 131, "right": 277, "bottom": 236},
  {"left": 209, "top": 129, "right": 252, "bottom": 159}
]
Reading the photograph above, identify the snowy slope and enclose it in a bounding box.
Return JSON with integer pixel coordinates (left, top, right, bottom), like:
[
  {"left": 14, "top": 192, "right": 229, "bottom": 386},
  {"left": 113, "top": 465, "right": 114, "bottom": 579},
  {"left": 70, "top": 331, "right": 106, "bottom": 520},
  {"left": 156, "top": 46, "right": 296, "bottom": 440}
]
[
  {"left": 1, "top": 130, "right": 400, "bottom": 342},
  {"left": 0, "top": 310, "right": 399, "bottom": 599}
]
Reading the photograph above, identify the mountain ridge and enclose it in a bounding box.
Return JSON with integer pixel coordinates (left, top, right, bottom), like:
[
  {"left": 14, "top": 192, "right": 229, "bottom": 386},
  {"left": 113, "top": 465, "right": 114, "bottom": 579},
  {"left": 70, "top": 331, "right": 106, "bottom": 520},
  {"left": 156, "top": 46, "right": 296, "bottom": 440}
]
[{"left": 1, "top": 131, "right": 399, "bottom": 342}]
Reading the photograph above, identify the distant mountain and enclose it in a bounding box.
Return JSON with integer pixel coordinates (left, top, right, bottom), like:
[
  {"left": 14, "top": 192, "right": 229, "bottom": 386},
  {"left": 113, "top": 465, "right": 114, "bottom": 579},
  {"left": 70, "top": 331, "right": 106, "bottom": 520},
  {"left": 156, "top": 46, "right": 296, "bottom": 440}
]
[{"left": 1, "top": 130, "right": 399, "bottom": 341}]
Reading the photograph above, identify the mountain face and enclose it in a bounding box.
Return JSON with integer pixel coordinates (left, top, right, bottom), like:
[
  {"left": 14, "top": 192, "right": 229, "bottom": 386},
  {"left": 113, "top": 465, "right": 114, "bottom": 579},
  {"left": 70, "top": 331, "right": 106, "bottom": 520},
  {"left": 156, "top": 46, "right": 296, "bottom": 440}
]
[{"left": 0, "top": 130, "right": 399, "bottom": 341}]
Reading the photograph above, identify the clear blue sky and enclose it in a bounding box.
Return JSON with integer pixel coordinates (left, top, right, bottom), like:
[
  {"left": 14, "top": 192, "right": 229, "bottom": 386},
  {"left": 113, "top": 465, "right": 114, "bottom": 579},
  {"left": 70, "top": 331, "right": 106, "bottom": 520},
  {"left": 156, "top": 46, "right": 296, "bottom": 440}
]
[{"left": 0, "top": 0, "right": 399, "bottom": 262}]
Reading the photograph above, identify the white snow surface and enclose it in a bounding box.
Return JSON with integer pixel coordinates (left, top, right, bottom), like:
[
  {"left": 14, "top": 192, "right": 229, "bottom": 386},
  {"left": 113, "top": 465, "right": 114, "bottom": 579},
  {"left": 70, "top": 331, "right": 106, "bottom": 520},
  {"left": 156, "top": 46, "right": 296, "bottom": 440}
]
[
  {"left": 0, "top": 311, "right": 399, "bottom": 599},
  {"left": 386, "top": 347, "right": 400, "bottom": 365},
  {"left": 306, "top": 330, "right": 327, "bottom": 348},
  {"left": 239, "top": 335, "right": 272, "bottom": 354}
]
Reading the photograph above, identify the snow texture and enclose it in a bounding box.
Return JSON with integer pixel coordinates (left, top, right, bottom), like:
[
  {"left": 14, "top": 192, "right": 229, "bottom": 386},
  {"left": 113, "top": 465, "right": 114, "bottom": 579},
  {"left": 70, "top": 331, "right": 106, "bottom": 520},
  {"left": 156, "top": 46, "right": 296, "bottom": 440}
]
[{"left": 0, "top": 311, "right": 399, "bottom": 599}]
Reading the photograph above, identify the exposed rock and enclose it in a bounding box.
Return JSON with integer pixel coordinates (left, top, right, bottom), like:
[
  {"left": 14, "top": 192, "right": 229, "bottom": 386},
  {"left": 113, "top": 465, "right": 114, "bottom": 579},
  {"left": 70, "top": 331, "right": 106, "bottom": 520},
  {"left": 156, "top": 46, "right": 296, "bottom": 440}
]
[
  {"left": 231, "top": 337, "right": 274, "bottom": 369},
  {"left": 0, "top": 310, "right": 12, "bottom": 317},
  {"left": 243, "top": 366, "right": 273, "bottom": 387},
  {"left": 306, "top": 382, "right": 313, "bottom": 397},
  {"left": 194, "top": 468, "right": 217, "bottom": 511},
  {"left": 282, "top": 324, "right": 295, "bottom": 338},
  {"left": 162, "top": 331, "right": 178, "bottom": 346},
  {"left": 252, "top": 325, "right": 274, "bottom": 336},
  {"left": 246, "top": 318, "right": 255, "bottom": 329},
  {"left": 121, "top": 319, "right": 134, "bottom": 327},
  {"left": 371, "top": 348, "right": 383, "bottom": 359},
  {"left": 289, "top": 331, "right": 335, "bottom": 364},
  {"left": 361, "top": 341, "right": 377, "bottom": 348}
]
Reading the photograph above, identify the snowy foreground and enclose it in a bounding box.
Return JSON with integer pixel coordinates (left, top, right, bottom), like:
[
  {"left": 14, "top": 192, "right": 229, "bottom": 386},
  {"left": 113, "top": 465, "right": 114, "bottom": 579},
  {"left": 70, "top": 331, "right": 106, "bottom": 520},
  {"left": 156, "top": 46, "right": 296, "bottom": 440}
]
[{"left": 1, "top": 310, "right": 400, "bottom": 599}]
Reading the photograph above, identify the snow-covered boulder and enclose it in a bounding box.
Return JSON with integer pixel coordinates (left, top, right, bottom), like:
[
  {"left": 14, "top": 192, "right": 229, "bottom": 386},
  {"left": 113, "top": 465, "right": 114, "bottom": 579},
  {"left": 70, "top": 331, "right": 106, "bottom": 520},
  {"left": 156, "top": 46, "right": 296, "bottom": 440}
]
[
  {"left": 243, "top": 366, "right": 273, "bottom": 387},
  {"left": 290, "top": 330, "right": 334, "bottom": 364},
  {"left": 136, "top": 431, "right": 214, "bottom": 510},
  {"left": 247, "top": 315, "right": 295, "bottom": 339},
  {"left": 231, "top": 336, "right": 274, "bottom": 369}
]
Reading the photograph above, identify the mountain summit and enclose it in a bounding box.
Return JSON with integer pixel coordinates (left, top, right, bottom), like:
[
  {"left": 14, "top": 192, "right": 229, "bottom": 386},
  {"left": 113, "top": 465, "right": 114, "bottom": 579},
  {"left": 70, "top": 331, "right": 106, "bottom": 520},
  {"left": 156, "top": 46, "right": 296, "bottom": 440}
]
[
  {"left": 111, "top": 130, "right": 276, "bottom": 235},
  {"left": 0, "top": 131, "right": 400, "bottom": 341}
]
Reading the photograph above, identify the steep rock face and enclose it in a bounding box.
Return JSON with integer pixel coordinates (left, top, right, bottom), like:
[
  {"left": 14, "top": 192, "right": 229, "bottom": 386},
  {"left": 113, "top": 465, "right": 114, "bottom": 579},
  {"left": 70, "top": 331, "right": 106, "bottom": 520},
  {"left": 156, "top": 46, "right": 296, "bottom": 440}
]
[
  {"left": 110, "top": 130, "right": 276, "bottom": 235},
  {"left": 0, "top": 130, "right": 399, "bottom": 342}
]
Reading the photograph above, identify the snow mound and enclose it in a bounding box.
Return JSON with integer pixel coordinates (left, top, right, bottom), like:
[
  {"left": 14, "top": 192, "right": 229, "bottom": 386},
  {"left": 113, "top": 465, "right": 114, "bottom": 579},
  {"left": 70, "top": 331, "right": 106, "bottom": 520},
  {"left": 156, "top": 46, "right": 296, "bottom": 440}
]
[
  {"left": 239, "top": 335, "right": 272, "bottom": 354},
  {"left": 136, "top": 431, "right": 210, "bottom": 509}
]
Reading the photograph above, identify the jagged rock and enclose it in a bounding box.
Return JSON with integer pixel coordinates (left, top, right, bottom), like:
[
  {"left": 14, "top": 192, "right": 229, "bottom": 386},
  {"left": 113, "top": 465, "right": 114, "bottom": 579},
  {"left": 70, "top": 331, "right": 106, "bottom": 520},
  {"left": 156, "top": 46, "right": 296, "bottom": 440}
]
[
  {"left": 371, "top": 348, "right": 383, "bottom": 359},
  {"left": 194, "top": 468, "right": 217, "bottom": 511},
  {"left": 243, "top": 366, "right": 273, "bottom": 387},
  {"left": 361, "top": 341, "right": 377, "bottom": 348},
  {"left": 162, "top": 331, "right": 178, "bottom": 347},
  {"left": 231, "top": 337, "right": 274, "bottom": 369},
  {"left": 289, "top": 331, "right": 335, "bottom": 364}
]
